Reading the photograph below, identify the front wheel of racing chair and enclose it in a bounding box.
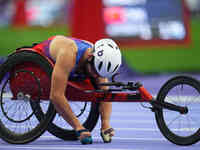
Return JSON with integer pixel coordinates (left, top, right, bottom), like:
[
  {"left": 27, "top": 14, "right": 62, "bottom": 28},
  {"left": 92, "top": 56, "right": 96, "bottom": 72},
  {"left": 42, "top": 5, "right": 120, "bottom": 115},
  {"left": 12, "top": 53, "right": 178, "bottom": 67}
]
[{"left": 155, "top": 76, "right": 200, "bottom": 145}]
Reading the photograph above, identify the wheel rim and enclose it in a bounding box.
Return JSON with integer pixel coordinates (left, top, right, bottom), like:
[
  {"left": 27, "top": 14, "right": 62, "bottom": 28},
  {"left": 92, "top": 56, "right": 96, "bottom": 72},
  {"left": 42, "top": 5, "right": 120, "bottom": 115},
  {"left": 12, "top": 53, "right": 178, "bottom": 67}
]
[{"left": 159, "top": 81, "right": 200, "bottom": 138}]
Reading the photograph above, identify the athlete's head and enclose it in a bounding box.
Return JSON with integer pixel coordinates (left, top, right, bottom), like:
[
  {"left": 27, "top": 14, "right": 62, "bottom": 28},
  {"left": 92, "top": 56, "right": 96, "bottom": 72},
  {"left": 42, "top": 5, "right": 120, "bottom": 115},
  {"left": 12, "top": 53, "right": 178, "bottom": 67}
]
[{"left": 86, "top": 39, "right": 122, "bottom": 78}]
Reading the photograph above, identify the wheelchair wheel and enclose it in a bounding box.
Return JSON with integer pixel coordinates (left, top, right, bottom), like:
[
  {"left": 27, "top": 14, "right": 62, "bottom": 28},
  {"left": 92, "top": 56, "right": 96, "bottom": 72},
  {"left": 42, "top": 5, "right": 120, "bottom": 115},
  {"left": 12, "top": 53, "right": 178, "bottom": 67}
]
[
  {"left": 0, "top": 51, "right": 56, "bottom": 144},
  {"left": 7, "top": 51, "right": 100, "bottom": 141},
  {"left": 155, "top": 75, "right": 200, "bottom": 145}
]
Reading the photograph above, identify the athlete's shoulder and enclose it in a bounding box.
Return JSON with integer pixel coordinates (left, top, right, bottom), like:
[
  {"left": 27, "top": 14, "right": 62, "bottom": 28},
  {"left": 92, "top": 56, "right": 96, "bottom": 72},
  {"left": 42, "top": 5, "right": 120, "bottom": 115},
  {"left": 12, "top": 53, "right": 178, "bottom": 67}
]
[
  {"left": 52, "top": 35, "right": 74, "bottom": 43},
  {"left": 69, "top": 37, "right": 94, "bottom": 47},
  {"left": 51, "top": 35, "right": 77, "bottom": 48},
  {"left": 51, "top": 35, "right": 94, "bottom": 48},
  {"left": 49, "top": 35, "right": 78, "bottom": 55}
]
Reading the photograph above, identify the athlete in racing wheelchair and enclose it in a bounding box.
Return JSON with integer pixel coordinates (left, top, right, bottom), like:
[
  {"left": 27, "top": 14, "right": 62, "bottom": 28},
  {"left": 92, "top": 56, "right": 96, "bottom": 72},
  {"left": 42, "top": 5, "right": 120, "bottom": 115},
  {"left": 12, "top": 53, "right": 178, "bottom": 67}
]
[{"left": 1, "top": 35, "right": 200, "bottom": 146}]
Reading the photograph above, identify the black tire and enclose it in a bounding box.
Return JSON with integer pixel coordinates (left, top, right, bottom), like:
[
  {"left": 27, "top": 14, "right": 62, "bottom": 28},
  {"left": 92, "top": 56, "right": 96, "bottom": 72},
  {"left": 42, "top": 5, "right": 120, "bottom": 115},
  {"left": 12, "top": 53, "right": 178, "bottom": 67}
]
[
  {"left": 155, "top": 75, "right": 200, "bottom": 145},
  {"left": 0, "top": 51, "right": 56, "bottom": 144}
]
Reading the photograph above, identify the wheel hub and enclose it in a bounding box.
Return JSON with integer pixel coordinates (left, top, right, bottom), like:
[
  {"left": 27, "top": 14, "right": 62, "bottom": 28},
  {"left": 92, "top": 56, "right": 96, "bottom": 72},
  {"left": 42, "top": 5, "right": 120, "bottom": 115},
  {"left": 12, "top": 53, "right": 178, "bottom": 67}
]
[{"left": 16, "top": 92, "right": 31, "bottom": 101}]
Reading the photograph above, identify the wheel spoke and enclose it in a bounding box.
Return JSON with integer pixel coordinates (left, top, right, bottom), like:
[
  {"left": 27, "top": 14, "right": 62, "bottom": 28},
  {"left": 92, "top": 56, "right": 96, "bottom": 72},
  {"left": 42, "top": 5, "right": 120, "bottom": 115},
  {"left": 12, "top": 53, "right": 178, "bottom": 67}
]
[{"left": 166, "top": 114, "right": 182, "bottom": 128}]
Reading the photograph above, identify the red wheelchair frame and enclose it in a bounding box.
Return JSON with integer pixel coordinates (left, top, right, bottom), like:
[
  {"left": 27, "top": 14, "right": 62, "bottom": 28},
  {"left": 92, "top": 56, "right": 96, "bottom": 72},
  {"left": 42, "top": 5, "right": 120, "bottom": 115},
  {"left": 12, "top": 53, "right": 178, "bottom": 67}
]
[{"left": 9, "top": 48, "right": 187, "bottom": 115}]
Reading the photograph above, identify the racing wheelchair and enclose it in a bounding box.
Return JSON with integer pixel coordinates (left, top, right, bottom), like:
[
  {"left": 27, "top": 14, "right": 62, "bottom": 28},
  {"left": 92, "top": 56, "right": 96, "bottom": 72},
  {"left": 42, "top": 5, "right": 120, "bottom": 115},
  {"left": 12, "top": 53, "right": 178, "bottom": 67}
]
[{"left": 0, "top": 48, "right": 200, "bottom": 146}]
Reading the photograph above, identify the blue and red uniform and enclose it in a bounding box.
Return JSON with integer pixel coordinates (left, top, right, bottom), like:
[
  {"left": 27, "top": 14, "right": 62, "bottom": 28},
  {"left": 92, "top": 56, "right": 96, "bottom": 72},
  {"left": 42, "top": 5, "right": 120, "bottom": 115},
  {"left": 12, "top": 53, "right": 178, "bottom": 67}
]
[{"left": 32, "top": 36, "right": 93, "bottom": 80}]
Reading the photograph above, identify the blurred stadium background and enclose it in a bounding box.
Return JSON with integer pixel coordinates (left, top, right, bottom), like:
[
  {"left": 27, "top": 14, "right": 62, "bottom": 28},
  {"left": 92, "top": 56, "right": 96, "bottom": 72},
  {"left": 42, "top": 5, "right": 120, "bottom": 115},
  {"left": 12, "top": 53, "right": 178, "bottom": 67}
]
[{"left": 0, "top": 0, "right": 200, "bottom": 74}]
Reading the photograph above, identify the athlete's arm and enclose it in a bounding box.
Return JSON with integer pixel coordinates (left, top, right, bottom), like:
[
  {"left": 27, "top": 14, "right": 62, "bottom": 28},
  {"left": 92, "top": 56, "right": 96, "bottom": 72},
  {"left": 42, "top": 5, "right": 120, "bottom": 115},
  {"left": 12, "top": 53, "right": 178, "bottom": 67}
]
[
  {"left": 50, "top": 37, "right": 76, "bottom": 99},
  {"left": 49, "top": 36, "right": 84, "bottom": 130},
  {"left": 96, "top": 77, "right": 109, "bottom": 90}
]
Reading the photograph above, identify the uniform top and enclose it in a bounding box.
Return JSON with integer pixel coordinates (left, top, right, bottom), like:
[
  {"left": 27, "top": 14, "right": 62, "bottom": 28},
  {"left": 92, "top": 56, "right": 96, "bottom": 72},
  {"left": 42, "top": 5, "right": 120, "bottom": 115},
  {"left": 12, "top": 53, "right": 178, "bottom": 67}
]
[{"left": 33, "top": 36, "right": 93, "bottom": 80}]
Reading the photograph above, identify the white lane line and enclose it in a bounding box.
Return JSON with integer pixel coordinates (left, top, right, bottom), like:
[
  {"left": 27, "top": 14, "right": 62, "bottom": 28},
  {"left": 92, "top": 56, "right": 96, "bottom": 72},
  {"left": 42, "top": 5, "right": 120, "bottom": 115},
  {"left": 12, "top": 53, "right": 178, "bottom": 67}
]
[
  {"left": 93, "top": 127, "right": 198, "bottom": 132},
  {"left": 0, "top": 145, "right": 141, "bottom": 150},
  {"left": 94, "top": 127, "right": 159, "bottom": 131},
  {"left": 39, "top": 135, "right": 166, "bottom": 142}
]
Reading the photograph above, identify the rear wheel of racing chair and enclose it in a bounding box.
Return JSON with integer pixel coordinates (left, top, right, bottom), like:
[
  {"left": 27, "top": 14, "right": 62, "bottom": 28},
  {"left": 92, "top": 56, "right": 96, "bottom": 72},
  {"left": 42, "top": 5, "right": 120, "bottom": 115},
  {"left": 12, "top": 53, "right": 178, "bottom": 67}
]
[
  {"left": 155, "top": 76, "right": 200, "bottom": 145},
  {"left": 3, "top": 50, "right": 100, "bottom": 142},
  {"left": 0, "top": 51, "right": 56, "bottom": 144}
]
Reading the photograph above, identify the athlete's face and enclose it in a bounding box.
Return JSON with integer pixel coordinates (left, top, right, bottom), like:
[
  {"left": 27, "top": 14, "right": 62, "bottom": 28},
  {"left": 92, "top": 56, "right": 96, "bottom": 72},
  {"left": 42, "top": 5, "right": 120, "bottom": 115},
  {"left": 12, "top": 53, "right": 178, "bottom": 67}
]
[{"left": 85, "top": 57, "right": 100, "bottom": 79}]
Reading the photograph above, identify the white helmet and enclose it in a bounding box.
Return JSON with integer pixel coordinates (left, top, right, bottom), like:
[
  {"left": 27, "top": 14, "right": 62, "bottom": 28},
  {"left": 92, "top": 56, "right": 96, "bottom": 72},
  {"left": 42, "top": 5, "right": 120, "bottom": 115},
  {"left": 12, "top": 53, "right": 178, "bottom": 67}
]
[{"left": 92, "top": 38, "right": 122, "bottom": 78}]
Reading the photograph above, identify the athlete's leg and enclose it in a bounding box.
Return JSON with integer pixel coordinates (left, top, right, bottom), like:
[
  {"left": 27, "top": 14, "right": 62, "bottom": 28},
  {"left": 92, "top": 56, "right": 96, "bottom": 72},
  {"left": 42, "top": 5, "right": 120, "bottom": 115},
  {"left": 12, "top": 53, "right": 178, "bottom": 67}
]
[
  {"left": 99, "top": 102, "right": 112, "bottom": 129},
  {"left": 99, "top": 102, "right": 115, "bottom": 142},
  {"left": 99, "top": 102, "right": 114, "bottom": 133}
]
